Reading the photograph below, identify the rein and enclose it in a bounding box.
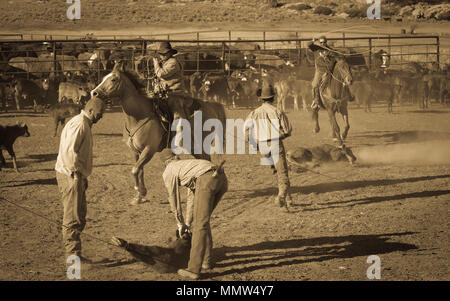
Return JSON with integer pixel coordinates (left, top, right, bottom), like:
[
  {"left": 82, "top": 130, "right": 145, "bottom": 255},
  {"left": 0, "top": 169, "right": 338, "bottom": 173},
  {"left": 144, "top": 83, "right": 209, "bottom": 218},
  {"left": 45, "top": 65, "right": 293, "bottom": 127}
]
[
  {"left": 327, "top": 61, "right": 349, "bottom": 87},
  {"left": 125, "top": 117, "right": 152, "bottom": 153},
  {"left": 322, "top": 61, "right": 350, "bottom": 103}
]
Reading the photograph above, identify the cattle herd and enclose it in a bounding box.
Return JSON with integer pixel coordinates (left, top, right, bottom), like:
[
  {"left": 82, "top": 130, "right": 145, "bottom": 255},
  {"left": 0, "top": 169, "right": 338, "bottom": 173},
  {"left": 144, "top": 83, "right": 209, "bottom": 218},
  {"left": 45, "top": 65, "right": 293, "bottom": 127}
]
[
  {"left": 0, "top": 39, "right": 449, "bottom": 115},
  {"left": 1, "top": 39, "right": 449, "bottom": 172}
]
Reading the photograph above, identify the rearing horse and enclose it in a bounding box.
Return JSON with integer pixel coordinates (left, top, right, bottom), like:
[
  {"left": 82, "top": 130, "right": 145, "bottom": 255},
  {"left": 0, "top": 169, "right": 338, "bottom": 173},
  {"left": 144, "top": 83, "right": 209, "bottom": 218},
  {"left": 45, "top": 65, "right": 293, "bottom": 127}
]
[
  {"left": 312, "top": 56, "right": 353, "bottom": 147},
  {"left": 91, "top": 62, "right": 226, "bottom": 205}
]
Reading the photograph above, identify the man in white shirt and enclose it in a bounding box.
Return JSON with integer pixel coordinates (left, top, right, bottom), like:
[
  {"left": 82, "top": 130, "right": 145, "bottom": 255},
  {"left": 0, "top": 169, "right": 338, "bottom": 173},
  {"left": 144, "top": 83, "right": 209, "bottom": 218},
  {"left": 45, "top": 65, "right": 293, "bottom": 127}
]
[
  {"left": 244, "top": 81, "right": 292, "bottom": 209},
  {"left": 55, "top": 97, "right": 105, "bottom": 262},
  {"left": 160, "top": 148, "right": 227, "bottom": 280}
]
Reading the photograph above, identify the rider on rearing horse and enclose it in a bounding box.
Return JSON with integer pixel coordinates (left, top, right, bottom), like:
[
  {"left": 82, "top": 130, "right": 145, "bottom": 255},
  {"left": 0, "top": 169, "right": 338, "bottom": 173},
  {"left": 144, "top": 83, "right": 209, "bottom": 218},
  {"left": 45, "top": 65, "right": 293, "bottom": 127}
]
[
  {"left": 152, "top": 41, "right": 186, "bottom": 122},
  {"left": 308, "top": 36, "right": 337, "bottom": 112}
]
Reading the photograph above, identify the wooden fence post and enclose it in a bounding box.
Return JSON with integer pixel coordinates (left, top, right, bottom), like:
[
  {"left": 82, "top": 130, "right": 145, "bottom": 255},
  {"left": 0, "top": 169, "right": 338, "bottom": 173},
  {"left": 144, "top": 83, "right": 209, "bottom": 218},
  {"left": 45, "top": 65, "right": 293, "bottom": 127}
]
[
  {"left": 197, "top": 32, "right": 200, "bottom": 72},
  {"left": 296, "top": 32, "right": 301, "bottom": 66},
  {"left": 436, "top": 36, "right": 440, "bottom": 66},
  {"left": 53, "top": 42, "right": 57, "bottom": 80},
  {"left": 263, "top": 31, "right": 266, "bottom": 50}
]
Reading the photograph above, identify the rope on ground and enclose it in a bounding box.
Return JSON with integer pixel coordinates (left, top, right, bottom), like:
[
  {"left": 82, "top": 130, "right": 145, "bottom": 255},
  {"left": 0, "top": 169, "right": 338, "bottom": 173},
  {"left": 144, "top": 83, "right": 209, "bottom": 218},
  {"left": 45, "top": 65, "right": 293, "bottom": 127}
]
[
  {"left": 0, "top": 196, "right": 119, "bottom": 249},
  {"left": 0, "top": 196, "right": 179, "bottom": 269}
]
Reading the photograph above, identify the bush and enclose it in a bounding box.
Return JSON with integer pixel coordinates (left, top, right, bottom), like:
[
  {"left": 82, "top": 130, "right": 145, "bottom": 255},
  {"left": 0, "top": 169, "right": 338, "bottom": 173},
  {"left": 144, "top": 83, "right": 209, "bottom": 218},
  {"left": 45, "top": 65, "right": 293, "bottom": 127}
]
[
  {"left": 383, "top": 5, "right": 400, "bottom": 17},
  {"left": 345, "top": 7, "right": 366, "bottom": 18},
  {"left": 314, "top": 6, "right": 333, "bottom": 15},
  {"left": 283, "top": 3, "right": 312, "bottom": 11}
]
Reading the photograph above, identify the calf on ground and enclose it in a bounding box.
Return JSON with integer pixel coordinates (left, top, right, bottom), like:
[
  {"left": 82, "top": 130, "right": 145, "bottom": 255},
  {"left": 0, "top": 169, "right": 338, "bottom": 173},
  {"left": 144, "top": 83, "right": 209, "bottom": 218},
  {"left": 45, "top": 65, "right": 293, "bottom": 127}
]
[
  {"left": 46, "top": 103, "right": 81, "bottom": 137},
  {"left": 110, "top": 231, "right": 191, "bottom": 273},
  {"left": 286, "top": 144, "right": 357, "bottom": 170},
  {"left": 0, "top": 122, "right": 30, "bottom": 172}
]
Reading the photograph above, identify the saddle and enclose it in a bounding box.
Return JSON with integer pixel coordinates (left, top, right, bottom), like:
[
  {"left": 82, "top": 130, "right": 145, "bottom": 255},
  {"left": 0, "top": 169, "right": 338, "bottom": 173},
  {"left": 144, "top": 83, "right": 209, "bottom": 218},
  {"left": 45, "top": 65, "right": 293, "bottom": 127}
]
[
  {"left": 180, "top": 94, "right": 201, "bottom": 117},
  {"left": 152, "top": 96, "right": 172, "bottom": 125}
]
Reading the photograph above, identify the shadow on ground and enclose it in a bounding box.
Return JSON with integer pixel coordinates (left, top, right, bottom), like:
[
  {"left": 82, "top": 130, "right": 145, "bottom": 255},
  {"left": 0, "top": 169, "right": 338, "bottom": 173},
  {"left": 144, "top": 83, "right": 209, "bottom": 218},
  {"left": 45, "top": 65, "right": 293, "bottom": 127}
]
[
  {"left": 236, "top": 174, "right": 450, "bottom": 199},
  {"left": 208, "top": 232, "right": 418, "bottom": 277},
  {"left": 1, "top": 177, "right": 57, "bottom": 188}
]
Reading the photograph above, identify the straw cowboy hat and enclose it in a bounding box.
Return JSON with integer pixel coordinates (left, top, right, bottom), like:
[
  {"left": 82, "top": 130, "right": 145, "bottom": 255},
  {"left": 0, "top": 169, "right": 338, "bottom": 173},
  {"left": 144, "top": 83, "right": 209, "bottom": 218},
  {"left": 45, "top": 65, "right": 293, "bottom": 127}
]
[
  {"left": 157, "top": 41, "right": 178, "bottom": 55},
  {"left": 257, "top": 82, "right": 276, "bottom": 100}
]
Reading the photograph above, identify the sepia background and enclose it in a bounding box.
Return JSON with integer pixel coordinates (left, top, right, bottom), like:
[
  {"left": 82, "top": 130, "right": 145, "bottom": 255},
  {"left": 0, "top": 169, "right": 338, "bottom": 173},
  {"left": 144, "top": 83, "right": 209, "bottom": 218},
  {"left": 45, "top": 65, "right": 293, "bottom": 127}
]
[{"left": 0, "top": 0, "right": 449, "bottom": 281}]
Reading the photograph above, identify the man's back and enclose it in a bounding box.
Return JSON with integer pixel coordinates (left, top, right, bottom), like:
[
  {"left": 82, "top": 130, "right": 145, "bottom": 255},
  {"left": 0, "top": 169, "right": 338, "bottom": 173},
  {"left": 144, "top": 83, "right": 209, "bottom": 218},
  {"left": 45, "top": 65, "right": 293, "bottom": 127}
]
[
  {"left": 246, "top": 102, "right": 292, "bottom": 142},
  {"left": 55, "top": 112, "right": 93, "bottom": 177},
  {"left": 163, "top": 159, "right": 214, "bottom": 187}
]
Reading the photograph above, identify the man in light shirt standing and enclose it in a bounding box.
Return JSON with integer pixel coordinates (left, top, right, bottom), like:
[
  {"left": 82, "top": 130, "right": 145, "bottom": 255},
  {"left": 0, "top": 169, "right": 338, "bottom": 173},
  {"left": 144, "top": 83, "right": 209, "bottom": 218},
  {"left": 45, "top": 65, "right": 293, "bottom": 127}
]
[
  {"left": 244, "top": 81, "right": 292, "bottom": 210},
  {"left": 160, "top": 148, "right": 227, "bottom": 280},
  {"left": 55, "top": 97, "right": 106, "bottom": 263}
]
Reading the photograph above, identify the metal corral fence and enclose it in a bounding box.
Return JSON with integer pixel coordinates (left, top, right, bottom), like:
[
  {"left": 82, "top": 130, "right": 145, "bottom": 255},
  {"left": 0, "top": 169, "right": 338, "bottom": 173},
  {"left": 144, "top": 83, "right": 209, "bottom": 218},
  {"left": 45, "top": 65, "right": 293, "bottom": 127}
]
[{"left": 0, "top": 30, "right": 442, "bottom": 83}]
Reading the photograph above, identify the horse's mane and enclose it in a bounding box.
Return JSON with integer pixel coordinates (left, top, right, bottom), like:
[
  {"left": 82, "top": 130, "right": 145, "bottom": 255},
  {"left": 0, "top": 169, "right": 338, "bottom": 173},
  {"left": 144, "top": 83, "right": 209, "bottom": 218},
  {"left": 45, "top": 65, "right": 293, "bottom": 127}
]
[{"left": 120, "top": 68, "right": 147, "bottom": 91}]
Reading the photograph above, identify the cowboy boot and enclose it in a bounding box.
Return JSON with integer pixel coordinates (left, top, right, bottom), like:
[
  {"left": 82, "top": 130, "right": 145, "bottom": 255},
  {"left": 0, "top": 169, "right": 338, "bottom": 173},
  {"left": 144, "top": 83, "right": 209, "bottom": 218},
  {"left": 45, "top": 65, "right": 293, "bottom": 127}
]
[{"left": 154, "top": 101, "right": 169, "bottom": 123}]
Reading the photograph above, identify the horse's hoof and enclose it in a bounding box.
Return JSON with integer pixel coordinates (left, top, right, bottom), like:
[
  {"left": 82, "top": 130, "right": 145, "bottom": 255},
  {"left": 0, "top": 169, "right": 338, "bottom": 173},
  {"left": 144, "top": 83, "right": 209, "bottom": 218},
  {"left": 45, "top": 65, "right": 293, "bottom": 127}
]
[
  {"left": 131, "top": 167, "right": 138, "bottom": 175},
  {"left": 313, "top": 127, "right": 320, "bottom": 134},
  {"left": 130, "top": 197, "right": 144, "bottom": 205}
]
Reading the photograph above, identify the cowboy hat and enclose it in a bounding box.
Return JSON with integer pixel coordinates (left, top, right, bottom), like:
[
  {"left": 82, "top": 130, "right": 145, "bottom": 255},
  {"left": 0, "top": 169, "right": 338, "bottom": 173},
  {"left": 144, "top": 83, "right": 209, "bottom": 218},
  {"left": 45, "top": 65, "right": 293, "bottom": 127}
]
[
  {"left": 318, "top": 36, "right": 327, "bottom": 44},
  {"left": 256, "top": 82, "right": 276, "bottom": 100},
  {"left": 157, "top": 41, "right": 178, "bottom": 55}
]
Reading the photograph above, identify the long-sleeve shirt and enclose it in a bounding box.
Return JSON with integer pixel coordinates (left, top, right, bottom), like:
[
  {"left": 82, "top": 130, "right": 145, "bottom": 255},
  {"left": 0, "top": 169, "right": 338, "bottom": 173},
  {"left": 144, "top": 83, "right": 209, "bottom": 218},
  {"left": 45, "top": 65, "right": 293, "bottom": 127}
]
[
  {"left": 55, "top": 111, "right": 93, "bottom": 178},
  {"left": 244, "top": 102, "right": 292, "bottom": 143},
  {"left": 308, "top": 41, "right": 336, "bottom": 74},
  {"left": 154, "top": 57, "right": 185, "bottom": 93},
  {"left": 162, "top": 159, "right": 215, "bottom": 227}
]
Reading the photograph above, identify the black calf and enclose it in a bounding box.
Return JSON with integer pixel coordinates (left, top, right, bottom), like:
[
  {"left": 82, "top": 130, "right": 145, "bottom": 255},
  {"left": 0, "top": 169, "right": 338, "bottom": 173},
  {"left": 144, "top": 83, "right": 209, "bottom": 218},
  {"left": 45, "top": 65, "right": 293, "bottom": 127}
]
[{"left": 0, "top": 122, "right": 30, "bottom": 172}]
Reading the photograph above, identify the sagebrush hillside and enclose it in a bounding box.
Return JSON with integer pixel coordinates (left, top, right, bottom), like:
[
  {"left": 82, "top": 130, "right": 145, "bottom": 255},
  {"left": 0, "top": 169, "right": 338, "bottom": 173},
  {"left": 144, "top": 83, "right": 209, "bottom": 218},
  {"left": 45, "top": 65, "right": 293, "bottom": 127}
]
[{"left": 0, "top": 0, "right": 448, "bottom": 29}]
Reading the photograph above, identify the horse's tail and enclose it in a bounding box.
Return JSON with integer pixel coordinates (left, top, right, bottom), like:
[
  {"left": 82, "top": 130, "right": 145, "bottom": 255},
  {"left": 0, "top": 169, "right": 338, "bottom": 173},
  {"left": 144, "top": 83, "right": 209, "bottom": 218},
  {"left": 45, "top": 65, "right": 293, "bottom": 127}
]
[
  {"left": 213, "top": 102, "right": 227, "bottom": 154},
  {"left": 203, "top": 101, "right": 227, "bottom": 160}
]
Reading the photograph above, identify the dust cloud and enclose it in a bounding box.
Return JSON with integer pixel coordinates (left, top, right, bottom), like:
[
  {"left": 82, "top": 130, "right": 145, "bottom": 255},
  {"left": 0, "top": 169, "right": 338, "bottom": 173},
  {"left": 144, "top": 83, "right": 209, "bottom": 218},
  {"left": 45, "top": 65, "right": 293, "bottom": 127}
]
[{"left": 354, "top": 140, "right": 450, "bottom": 165}]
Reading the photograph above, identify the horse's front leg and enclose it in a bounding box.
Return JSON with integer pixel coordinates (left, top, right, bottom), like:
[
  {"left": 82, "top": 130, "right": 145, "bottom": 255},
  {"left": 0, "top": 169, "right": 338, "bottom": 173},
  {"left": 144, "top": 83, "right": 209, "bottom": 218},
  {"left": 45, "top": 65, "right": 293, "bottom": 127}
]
[
  {"left": 312, "top": 109, "right": 320, "bottom": 133},
  {"left": 327, "top": 108, "right": 343, "bottom": 147},
  {"left": 130, "top": 146, "right": 155, "bottom": 205},
  {"left": 341, "top": 113, "right": 350, "bottom": 141}
]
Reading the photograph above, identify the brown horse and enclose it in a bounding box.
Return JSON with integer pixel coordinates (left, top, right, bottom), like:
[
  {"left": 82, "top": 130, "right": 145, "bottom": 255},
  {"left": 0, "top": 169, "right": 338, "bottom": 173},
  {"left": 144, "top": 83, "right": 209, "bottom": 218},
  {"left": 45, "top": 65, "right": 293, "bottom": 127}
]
[
  {"left": 91, "top": 62, "right": 226, "bottom": 205},
  {"left": 312, "top": 56, "right": 353, "bottom": 147}
]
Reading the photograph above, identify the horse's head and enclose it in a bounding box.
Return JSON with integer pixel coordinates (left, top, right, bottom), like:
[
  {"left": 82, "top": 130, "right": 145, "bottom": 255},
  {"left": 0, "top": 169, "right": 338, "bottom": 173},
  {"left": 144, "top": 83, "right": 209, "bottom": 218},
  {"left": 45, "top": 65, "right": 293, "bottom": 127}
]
[
  {"left": 335, "top": 56, "right": 353, "bottom": 86},
  {"left": 91, "top": 62, "right": 128, "bottom": 99}
]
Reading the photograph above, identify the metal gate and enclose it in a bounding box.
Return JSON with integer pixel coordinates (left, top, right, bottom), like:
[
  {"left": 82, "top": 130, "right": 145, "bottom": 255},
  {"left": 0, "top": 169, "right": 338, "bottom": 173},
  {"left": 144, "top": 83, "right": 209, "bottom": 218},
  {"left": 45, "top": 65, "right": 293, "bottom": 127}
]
[{"left": 0, "top": 32, "right": 442, "bottom": 83}]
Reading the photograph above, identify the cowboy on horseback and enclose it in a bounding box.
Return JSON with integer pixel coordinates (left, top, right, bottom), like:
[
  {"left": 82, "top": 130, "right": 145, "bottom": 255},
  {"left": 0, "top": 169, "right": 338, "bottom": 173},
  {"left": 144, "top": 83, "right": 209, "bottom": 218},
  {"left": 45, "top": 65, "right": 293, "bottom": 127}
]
[
  {"left": 152, "top": 41, "right": 185, "bottom": 95},
  {"left": 308, "top": 36, "right": 336, "bottom": 112},
  {"left": 152, "top": 41, "right": 186, "bottom": 123}
]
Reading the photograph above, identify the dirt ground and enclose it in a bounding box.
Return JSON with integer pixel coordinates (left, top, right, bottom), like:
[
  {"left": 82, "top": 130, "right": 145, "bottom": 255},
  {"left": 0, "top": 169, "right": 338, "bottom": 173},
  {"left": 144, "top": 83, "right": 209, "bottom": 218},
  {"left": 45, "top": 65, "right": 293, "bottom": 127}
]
[
  {"left": 0, "top": 101, "right": 449, "bottom": 281},
  {"left": 0, "top": 0, "right": 449, "bottom": 283}
]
